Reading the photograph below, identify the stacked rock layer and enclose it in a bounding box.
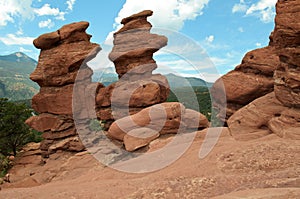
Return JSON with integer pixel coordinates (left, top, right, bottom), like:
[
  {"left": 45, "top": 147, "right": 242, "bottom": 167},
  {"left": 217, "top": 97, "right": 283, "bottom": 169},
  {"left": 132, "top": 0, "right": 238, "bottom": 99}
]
[
  {"left": 212, "top": 0, "right": 300, "bottom": 140},
  {"left": 95, "top": 10, "right": 170, "bottom": 124},
  {"left": 26, "top": 22, "right": 101, "bottom": 157},
  {"left": 97, "top": 10, "right": 209, "bottom": 151}
]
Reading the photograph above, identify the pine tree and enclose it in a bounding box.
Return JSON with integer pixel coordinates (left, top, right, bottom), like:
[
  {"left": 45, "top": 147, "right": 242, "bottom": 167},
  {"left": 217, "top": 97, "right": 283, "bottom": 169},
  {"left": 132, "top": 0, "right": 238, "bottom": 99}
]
[{"left": 0, "top": 98, "right": 32, "bottom": 156}]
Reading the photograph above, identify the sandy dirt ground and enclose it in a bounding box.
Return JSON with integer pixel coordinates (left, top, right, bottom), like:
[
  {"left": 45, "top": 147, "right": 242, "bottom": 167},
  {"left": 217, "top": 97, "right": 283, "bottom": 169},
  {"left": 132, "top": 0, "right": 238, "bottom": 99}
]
[{"left": 0, "top": 128, "right": 299, "bottom": 198}]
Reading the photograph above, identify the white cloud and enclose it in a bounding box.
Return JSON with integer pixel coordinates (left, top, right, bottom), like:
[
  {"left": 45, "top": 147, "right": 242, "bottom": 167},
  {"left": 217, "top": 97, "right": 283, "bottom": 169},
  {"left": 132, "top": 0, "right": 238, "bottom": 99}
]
[
  {"left": 205, "top": 35, "right": 214, "bottom": 43},
  {"left": 55, "top": 12, "right": 66, "bottom": 21},
  {"left": 0, "top": 0, "right": 34, "bottom": 26},
  {"left": 106, "top": 0, "right": 209, "bottom": 44},
  {"left": 232, "top": 0, "right": 276, "bottom": 23},
  {"left": 16, "top": 28, "right": 24, "bottom": 35},
  {"left": 246, "top": 0, "right": 277, "bottom": 23},
  {"left": 19, "top": 47, "right": 32, "bottom": 53},
  {"left": 0, "top": 1, "right": 74, "bottom": 28},
  {"left": 255, "top": 42, "right": 262, "bottom": 47},
  {"left": 238, "top": 27, "right": 244, "bottom": 33},
  {"left": 34, "top": 3, "right": 65, "bottom": 20},
  {"left": 210, "top": 56, "right": 230, "bottom": 66},
  {"left": 155, "top": 58, "right": 220, "bottom": 82},
  {"left": 66, "top": 0, "right": 76, "bottom": 11},
  {"left": 34, "top": 4, "right": 59, "bottom": 16},
  {"left": 232, "top": 0, "right": 247, "bottom": 13},
  {"left": 0, "top": 34, "right": 34, "bottom": 45},
  {"left": 38, "top": 19, "right": 55, "bottom": 28}
]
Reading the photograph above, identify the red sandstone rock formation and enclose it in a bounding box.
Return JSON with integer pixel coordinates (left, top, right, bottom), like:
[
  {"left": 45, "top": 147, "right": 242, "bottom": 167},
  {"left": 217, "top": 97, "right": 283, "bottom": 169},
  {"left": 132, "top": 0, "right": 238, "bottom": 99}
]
[
  {"left": 273, "top": 0, "right": 300, "bottom": 107},
  {"left": 211, "top": 47, "right": 280, "bottom": 121},
  {"left": 98, "top": 11, "right": 209, "bottom": 151},
  {"left": 26, "top": 22, "right": 100, "bottom": 157},
  {"left": 223, "top": 0, "right": 300, "bottom": 140},
  {"left": 227, "top": 92, "right": 299, "bottom": 140},
  {"left": 108, "top": 102, "right": 209, "bottom": 151},
  {"left": 95, "top": 10, "right": 170, "bottom": 123}
]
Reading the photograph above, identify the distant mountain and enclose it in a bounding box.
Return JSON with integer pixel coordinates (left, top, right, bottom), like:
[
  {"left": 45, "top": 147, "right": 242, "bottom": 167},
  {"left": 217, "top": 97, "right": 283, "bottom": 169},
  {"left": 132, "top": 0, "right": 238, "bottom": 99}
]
[
  {"left": 92, "top": 67, "right": 118, "bottom": 86},
  {"left": 91, "top": 67, "right": 212, "bottom": 88},
  {"left": 165, "top": 73, "right": 213, "bottom": 88},
  {"left": 0, "top": 52, "right": 39, "bottom": 101}
]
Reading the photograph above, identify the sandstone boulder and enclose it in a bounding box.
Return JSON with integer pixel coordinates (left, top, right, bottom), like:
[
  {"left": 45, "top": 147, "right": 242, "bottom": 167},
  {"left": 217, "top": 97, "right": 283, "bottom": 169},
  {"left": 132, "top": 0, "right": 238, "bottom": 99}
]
[
  {"left": 108, "top": 102, "right": 185, "bottom": 141},
  {"left": 228, "top": 92, "right": 300, "bottom": 140},
  {"left": 183, "top": 109, "right": 209, "bottom": 130},
  {"left": 33, "top": 32, "right": 60, "bottom": 50},
  {"left": 107, "top": 102, "right": 209, "bottom": 150},
  {"left": 123, "top": 128, "right": 159, "bottom": 151}
]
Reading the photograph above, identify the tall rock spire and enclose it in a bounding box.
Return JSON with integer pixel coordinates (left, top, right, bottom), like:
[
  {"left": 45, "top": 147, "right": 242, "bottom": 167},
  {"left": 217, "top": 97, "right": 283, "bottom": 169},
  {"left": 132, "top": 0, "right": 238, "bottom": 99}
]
[
  {"left": 96, "top": 10, "right": 170, "bottom": 123},
  {"left": 26, "top": 22, "right": 100, "bottom": 157}
]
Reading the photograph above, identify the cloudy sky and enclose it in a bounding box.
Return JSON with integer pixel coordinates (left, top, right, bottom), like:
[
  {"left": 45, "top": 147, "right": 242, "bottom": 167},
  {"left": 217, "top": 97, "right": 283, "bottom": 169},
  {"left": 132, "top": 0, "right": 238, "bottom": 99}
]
[{"left": 0, "top": 0, "right": 277, "bottom": 82}]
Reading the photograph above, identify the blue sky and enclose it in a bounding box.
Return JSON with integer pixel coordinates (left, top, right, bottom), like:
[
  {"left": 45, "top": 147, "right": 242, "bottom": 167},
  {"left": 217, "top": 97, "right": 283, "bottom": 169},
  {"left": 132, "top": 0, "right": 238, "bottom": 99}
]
[{"left": 0, "top": 0, "right": 277, "bottom": 82}]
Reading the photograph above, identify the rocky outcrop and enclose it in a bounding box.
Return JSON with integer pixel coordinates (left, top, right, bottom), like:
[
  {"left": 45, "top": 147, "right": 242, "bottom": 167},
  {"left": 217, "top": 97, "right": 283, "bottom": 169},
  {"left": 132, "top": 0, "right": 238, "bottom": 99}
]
[
  {"left": 273, "top": 0, "right": 300, "bottom": 107},
  {"left": 109, "top": 10, "right": 167, "bottom": 78},
  {"left": 225, "top": 0, "right": 300, "bottom": 140},
  {"left": 228, "top": 92, "right": 300, "bottom": 140},
  {"left": 95, "top": 10, "right": 170, "bottom": 123},
  {"left": 96, "top": 10, "right": 209, "bottom": 151},
  {"left": 211, "top": 47, "right": 280, "bottom": 121},
  {"left": 108, "top": 102, "right": 209, "bottom": 150},
  {"left": 26, "top": 22, "right": 100, "bottom": 157}
]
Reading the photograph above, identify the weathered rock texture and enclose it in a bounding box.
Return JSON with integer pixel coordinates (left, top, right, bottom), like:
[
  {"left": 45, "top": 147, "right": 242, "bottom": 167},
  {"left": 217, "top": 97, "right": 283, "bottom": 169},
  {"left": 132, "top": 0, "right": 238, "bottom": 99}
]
[
  {"left": 108, "top": 102, "right": 209, "bottom": 150},
  {"left": 96, "top": 11, "right": 209, "bottom": 151},
  {"left": 96, "top": 10, "right": 170, "bottom": 122},
  {"left": 228, "top": 92, "right": 300, "bottom": 140},
  {"left": 211, "top": 46, "right": 280, "bottom": 121},
  {"left": 273, "top": 0, "right": 300, "bottom": 107},
  {"left": 26, "top": 22, "right": 100, "bottom": 157},
  {"left": 216, "top": 0, "right": 300, "bottom": 140}
]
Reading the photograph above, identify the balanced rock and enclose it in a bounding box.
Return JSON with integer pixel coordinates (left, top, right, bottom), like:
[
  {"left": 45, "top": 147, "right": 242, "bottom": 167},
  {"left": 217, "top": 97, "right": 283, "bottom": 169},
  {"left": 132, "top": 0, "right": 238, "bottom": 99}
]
[
  {"left": 26, "top": 21, "right": 100, "bottom": 157},
  {"left": 95, "top": 11, "right": 210, "bottom": 151},
  {"left": 109, "top": 10, "right": 167, "bottom": 78},
  {"left": 96, "top": 10, "right": 170, "bottom": 123}
]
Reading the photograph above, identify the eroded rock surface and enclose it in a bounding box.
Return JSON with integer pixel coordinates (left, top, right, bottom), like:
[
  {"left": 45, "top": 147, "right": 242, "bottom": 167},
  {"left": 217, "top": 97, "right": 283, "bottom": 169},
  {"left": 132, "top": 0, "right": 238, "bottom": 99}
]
[
  {"left": 95, "top": 11, "right": 169, "bottom": 124},
  {"left": 273, "top": 0, "right": 300, "bottom": 107},
  {"left": 228, "top": 92, "right": 300, "bottom": 140},
  {"left": 211, "top": 47, "right": 280, "bottom": 121},
  {"left": 224, "top": 0, "right": 300, "bottom": 140},
  {"left": 108, "top": 102, "right": 209, "bottom": 150},
  {"left": 94, "top": 10, "right": 210, "bottom": 151},
  {"left": 26, "top": 22, "right": 100, "bottom": 157}
]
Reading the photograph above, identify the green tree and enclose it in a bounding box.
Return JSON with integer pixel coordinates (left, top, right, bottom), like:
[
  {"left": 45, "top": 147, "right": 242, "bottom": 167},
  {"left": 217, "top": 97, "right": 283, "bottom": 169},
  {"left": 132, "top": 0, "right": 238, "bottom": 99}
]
[{"left": 0, "top": 98, "right": 32, "bottom": 156}]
